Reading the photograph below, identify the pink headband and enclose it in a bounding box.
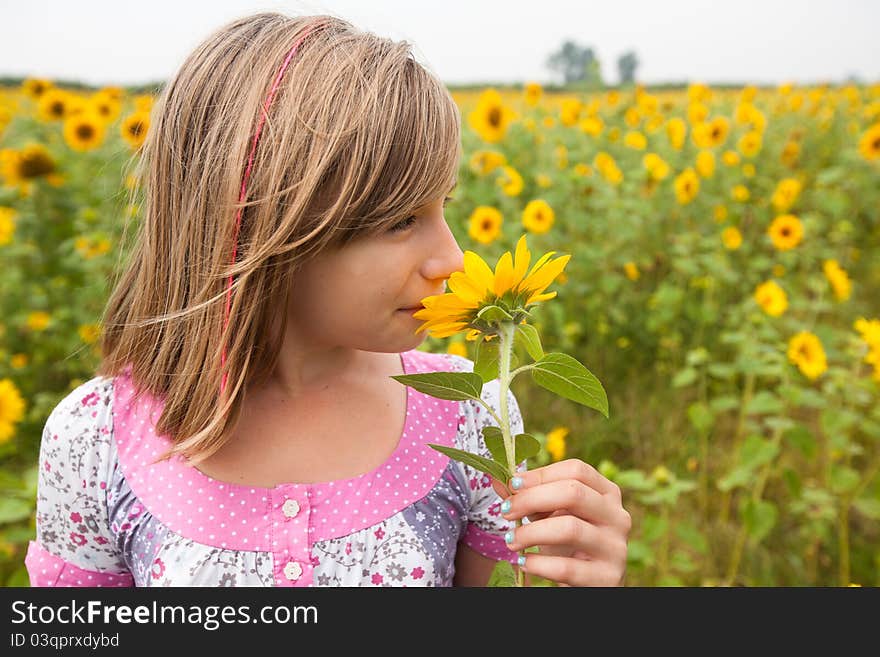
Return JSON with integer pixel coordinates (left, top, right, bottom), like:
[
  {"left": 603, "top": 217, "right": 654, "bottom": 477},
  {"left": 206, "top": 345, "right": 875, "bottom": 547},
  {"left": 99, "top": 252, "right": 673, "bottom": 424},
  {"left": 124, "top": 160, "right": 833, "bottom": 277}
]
[{"left": 219, "top": 21, "right": 327, "bottom": 399}]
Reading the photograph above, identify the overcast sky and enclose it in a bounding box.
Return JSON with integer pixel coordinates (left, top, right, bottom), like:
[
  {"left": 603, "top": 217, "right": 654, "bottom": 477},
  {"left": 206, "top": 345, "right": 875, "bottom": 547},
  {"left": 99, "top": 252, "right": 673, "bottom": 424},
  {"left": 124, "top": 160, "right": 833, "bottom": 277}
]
[{"left": 3, "top": 0, "right": 879, "bottom": 88}]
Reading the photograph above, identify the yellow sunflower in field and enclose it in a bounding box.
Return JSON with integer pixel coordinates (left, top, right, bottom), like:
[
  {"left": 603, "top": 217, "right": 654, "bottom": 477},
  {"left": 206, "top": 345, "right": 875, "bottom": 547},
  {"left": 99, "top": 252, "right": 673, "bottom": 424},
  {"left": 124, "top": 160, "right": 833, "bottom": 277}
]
[
  {"left": 721, "top": 226, "right": 742, "bottom": 250},
  {"left": 523, "top": 82, "right": 542, "bottom": 107},
  {"left": 22, "top": 78, "right": 53, "bottom": 100},
  {"left": 738, "top": 130, "right": 763, "bottom": 158},
  {"left": 469, "top": 150, "right": 506, "bottom": 176},
  {"left": 822, "top": 259, "right": 852, "bottom": 301},
  {"left": 63, "top": 111, "right": 106, "bottom": 152},
  {"left": 787, "top": 331, "right": 827, "bottom": 381},
  {"left": 666, "top": 118, "right": 687, "bottom": 150},
  {"left": 674, "top": 167, "right": 700, "bottom": 204},
  {"left": 467, "top": 89, "right": 517, "bottom": 144},
  {"left": 413, "top": 234, "right": 571, "bottom": 340},
  {"left": 545, "top": 426, "right": 569, "bottom": 461},
  {"left": 858, "top": 123, "right": 880, "bottom": 160},
  {"left": 121, "top": 111, "right": 150, "bottom": 151},
  {"left": 0, "top": 206, "right": 16, "bottom": 245},
  {"left": 0, "top": 144, "right": 64, "bottom": 192},
  {"left": 768, "top": 214, "right": 804, "bottom": 250},
  {"left": 36, "top": 88, "right": 72, "bottom": 122},
  {"left": 522, "top": 199, "right": 555, "bottom": 234},
  {"left": 643, "top": 153, "right": 671, "bottom": 180},
  {"left": 754, "top": 280, "right": 788, "bottom": 317},
  {"left": 496, "top": 165, "right": 523, "bottom": 196},
  {"left": 696, "top": 150, "right": 715, "bottom": 178},
  {"left": 467, "top": 206, "right": 503, "bottom": 245},
  {"left": 771, "top": 178, "right": 802, "bottom": 212},
  {"left": 624, "top": 131, "right": 647, "bottom": 150},
  {"left": 0, "top": 379, "right": 27, "bottom": 444}
]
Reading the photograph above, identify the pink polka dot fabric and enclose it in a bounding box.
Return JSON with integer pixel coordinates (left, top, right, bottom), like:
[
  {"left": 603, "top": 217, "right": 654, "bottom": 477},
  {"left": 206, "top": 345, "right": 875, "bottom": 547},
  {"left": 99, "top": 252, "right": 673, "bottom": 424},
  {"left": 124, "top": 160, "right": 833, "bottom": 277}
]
[
  {"left": 112, "top": 349, "right": 460, "bottom": 587},
  {"left": 25, "top": 540, "right": 133, "bottom": 587}
]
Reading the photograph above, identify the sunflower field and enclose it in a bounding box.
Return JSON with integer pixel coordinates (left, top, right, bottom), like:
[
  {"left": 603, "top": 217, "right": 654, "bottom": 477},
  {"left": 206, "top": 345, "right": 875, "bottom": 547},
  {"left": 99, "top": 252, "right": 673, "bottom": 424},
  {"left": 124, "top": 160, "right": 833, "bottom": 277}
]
[{"left": 1, "top": 78, "right": 879, "bottom": 587}]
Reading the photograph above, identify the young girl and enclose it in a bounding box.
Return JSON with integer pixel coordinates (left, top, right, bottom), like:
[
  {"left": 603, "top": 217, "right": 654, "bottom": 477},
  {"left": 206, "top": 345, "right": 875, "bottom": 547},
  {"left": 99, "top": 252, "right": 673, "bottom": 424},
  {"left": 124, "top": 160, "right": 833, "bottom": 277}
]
[{"left": 25, "top": 12, "right": 630, "bottom": 587}]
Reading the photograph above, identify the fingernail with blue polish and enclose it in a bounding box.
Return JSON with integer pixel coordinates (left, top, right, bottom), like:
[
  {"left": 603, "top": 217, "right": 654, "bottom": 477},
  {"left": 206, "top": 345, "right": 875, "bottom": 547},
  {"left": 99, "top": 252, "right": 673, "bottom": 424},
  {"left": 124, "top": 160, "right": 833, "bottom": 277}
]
[
  {"left": 517, "top": 555, "right": 527, "bottom": 567},
  {"left": 510, "top": 476, "right": 523, "bottom": 490},
  {"left": 504, "top": 530, "right": 515, "bottom": 544},
  {"left": 500, "top": 500, "right": 512, "bottom": 514}
]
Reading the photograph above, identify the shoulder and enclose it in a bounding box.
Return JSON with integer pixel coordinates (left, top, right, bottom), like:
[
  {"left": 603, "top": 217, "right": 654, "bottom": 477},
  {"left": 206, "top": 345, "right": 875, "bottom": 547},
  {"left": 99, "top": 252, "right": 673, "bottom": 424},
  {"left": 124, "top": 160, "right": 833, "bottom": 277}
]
[
  {"left": 43, "top": 375, "right": 115, "bottom": 436},
  {"left": 39, "top": 375, "right": 118, "bottom": 482}
]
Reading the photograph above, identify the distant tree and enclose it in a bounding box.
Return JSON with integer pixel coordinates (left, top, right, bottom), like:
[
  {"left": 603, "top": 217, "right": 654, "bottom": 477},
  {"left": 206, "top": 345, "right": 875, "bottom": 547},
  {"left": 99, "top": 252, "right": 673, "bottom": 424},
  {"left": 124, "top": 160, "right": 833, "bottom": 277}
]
[
  {"left": 546, "top": 40, "right": 604, "bottom": 89},
  {"left": 618, "top": 51, "right": 639, "bottom": 86}
]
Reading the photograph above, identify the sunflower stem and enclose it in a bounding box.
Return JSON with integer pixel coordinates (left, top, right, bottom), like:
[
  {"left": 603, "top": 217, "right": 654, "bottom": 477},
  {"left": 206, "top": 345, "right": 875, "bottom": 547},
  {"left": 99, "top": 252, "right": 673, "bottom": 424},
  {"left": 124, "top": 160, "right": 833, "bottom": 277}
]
[{"left": 497, "top": 321, "right": 525, "bottom": 587}]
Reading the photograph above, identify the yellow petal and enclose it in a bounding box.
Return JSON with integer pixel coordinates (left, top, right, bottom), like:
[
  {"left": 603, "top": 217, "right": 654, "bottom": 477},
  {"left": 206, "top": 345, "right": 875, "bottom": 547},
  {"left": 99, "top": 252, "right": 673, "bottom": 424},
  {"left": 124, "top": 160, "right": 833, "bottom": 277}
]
[
  {"left": 522, "top": 254, "right": 571, "bottom": 293},
  {"left": 493, "top": 250, "right": 517, "bottom": 296},
  {"left": 512, "top": 235, "right": 531, "bottom": 282},
  {"left": 447, "top": 271, "right": 487, "bottom": 305},
  {"left": 463, "top": 251, "right": 494, "bottom": 297},
  {"left": 526, "top": 290, "right": 557, "bottom": 304}
]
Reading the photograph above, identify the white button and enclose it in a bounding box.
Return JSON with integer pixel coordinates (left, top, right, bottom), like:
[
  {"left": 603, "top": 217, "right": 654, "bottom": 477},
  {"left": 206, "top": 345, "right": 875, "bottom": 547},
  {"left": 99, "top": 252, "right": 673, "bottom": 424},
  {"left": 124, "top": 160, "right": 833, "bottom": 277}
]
[
  {"left": 283, "top": 560, "right": 302, "bottom": 581},
  {"left": 282, "top": 499, "right": 300, "bottom": 519}
]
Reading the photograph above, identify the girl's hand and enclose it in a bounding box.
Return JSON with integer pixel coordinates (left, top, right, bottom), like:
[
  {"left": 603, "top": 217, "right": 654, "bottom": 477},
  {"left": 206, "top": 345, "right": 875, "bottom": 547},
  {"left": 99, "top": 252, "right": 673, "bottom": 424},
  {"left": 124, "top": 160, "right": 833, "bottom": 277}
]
[{"left": 491, "top": 458, "right": 631, "bottom": 587}]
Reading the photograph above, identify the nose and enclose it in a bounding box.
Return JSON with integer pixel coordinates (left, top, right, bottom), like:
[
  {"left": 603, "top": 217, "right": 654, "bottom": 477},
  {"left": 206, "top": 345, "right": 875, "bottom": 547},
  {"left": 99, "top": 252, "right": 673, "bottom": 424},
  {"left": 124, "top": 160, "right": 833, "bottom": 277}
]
[{"left": 423, "top": 215, "right": 465, "bottom": 287}]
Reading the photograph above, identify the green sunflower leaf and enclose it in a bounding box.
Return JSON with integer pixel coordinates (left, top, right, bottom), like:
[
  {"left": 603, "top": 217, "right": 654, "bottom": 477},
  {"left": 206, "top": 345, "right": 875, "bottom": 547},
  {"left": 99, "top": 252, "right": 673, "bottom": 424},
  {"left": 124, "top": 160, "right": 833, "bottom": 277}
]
[
  {"left": 474, "top": 339, "right": 500, "bottom": 384},
  {"left": 531, "top": 352, "right": 609, "bottom": 418},
  {"left": 390, "top": 372, "right": 483, "bottom": 401},
  {"left": 482, "top": 427, "right": 541, "bottom": 468},
  {"left": 427, "top": 444, "right": 510, "bottom": 484},
  {"left": 514, "top": 323, "right": 544, "bottom": 361},
  {"left": 477, "top": 305, "right": 514, "bottom": 323},
  {"left": 487, "top": 559, "right": 516, "bottom": 587}
]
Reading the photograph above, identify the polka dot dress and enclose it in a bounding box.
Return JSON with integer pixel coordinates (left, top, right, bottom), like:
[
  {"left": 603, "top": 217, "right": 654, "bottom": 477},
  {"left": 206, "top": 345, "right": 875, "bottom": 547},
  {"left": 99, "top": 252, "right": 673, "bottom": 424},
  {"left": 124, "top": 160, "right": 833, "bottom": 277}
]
[{"left": 25, "top": 349, "right": 524, "bottom": 587}]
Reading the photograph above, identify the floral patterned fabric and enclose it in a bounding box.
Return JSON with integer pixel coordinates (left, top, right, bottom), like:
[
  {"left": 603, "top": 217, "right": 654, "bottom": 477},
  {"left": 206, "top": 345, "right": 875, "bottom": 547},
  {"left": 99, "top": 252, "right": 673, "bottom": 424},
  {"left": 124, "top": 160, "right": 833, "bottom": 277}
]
[{"left": 25, "top": 350, "right": 525, "bottom": 587}]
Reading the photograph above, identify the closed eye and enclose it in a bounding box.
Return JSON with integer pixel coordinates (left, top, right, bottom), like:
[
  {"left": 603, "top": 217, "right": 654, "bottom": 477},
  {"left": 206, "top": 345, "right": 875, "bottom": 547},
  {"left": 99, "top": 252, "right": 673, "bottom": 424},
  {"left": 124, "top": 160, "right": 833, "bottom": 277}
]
[{"left": 389, "top": 196, "right": 455, "bottom": 233}]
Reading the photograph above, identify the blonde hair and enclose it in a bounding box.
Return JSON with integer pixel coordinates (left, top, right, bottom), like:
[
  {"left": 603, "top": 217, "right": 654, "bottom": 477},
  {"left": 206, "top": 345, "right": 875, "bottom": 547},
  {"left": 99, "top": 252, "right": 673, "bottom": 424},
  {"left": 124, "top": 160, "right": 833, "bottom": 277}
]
[{"left": 97, "top": 11, "right": 461, "bottom": 465}]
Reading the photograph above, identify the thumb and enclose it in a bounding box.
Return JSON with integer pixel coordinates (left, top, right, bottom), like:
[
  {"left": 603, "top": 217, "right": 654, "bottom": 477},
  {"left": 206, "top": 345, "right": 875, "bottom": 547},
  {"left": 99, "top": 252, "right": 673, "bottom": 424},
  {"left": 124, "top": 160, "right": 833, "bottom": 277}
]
[{"left": 491, "top": 477, "right": 512, "bottom": 500}]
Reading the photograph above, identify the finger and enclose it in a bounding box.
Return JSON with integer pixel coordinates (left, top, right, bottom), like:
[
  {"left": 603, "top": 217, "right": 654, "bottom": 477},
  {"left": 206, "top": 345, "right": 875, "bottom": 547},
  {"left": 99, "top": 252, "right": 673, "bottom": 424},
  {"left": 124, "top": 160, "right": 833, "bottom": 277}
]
[
  {"left": 505, "top": 514, "right": 623, "bottom": 562},
  {"left": 500, "top": 479, "right": 622, "bottom": 527},
  {"left": 517, "top": 552, "right": 623, "bottom": 587},
  {"left": 519, "top": 459, "right": 622, "bottom": 499}
]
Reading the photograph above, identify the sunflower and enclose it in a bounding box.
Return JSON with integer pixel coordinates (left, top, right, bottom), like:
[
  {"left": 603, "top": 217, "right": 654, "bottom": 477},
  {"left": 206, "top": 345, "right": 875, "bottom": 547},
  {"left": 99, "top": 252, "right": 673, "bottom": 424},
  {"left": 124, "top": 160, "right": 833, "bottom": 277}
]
[
  {"left": 738, "top": 131, "right": 763, "bottom": 158},
  {"left": 787, "top": 331, "right": 828, "bottom": 381},
  {"left": 858, "top": 123, "right": 880, "bottom": 160},
  {"left": 771, "top": 178, "right": 802, "bottom": 212},
  {"left": 523, "top": 82, "right": 543, "bottom": 107},
  {"left": 722, "top": 226, "right": 742, "bottom": 250},
  {"left": 580, "top": 116, "right": 604, "bottom": 137},
  {"left": 22, "top": 78, "right": 52, "bottom": 100},
  {"left": 674, "top": 167, "right": 700, "bottom": 204},
  {"left": 722, "top": 150, "right": 741, "bottom": 166},
  {"left": 120, "top": 111, "right": 150, "bottom": 151},
  {"left": 666, "top": 118, "right": 687, "bottom": 150},
  {"left": 768, "top": 214, "right": 804, "bottom": 250},
  {"left": 413, "top": 234, "right": 571, "bottom": 340},
  {"left": 696, "top": 150, "right": 715, "bottom": 178},
  {"left": 36, "top": 88, "right": 72, "bottom": 122},
  {"left": 26, "top": 311, "right": 51, "bottom": 331},
  {"left": 0, "top": 379, "right": 27, "bottom": 444},
  {"left": 624, "top": 131, "right": 647, "bottom": 150},
  {"left": 781, "top": 140, "right": 801, "bottom": 167},
  {"left": 545, "top": 426, "right": 569, "bottom": 462},
  {"left": 522, "top": 199, "right": 555, "bottom": 234},
  {"left": 467, "top": 89, "right": 517, "bottom": 144},
  {"left": 0, "top": 206, "right": 16, "bottom": 245},
  {"left": 0, "top": 144, "right": 63, "bottom": 193},
  {"left": 78, "top": 323, "right": 101, "bottom": 344},
  {"left": 754, "top": 280, "right": 788, "bottom": 316},
  {"left": 822, "top": 259, "right": 852, "bottom": 301},
  {"left": 496, "top": 165, "right": 523, "bottom": 196},
  {"left": 63, "top": 111, "right": 105, "bottom": 152},
  {"left": 469, "top": 150, "right": 506, "bottom": 176},
  {"left": 731, "top": 184, "right": 750, "bottom": 203},
  {"left": 467, "top": 206, "right": 503, "bottom": 244},
  {"left": 594, "top": 152, "right": 623, "bottom": 185},
  {"left": 560, "top": 98, "right": 582, "bottom": 126},
  {"left": 624, "top": 262, "right": 640, "bottom": 281},
  {"left": 643, "top": 153, "right": 670, "bottom": 180}
]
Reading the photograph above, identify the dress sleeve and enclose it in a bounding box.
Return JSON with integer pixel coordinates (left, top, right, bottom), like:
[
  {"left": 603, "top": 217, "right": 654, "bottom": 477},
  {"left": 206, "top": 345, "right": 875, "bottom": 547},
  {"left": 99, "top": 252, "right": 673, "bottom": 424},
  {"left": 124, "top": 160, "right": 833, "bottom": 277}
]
[
  {"left": 445, "top": 354, "right": 527, "bottom": 564},
  {"left": 25, "top": 378, "right": 134, "bottom": 587}
]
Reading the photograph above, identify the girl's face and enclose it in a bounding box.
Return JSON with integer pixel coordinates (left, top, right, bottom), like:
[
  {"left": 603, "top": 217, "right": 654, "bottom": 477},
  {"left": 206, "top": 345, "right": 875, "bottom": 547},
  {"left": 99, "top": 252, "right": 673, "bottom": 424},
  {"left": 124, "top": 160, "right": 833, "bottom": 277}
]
[{"left": 286, "top": 194, "right": 464, "bottom": 354}]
